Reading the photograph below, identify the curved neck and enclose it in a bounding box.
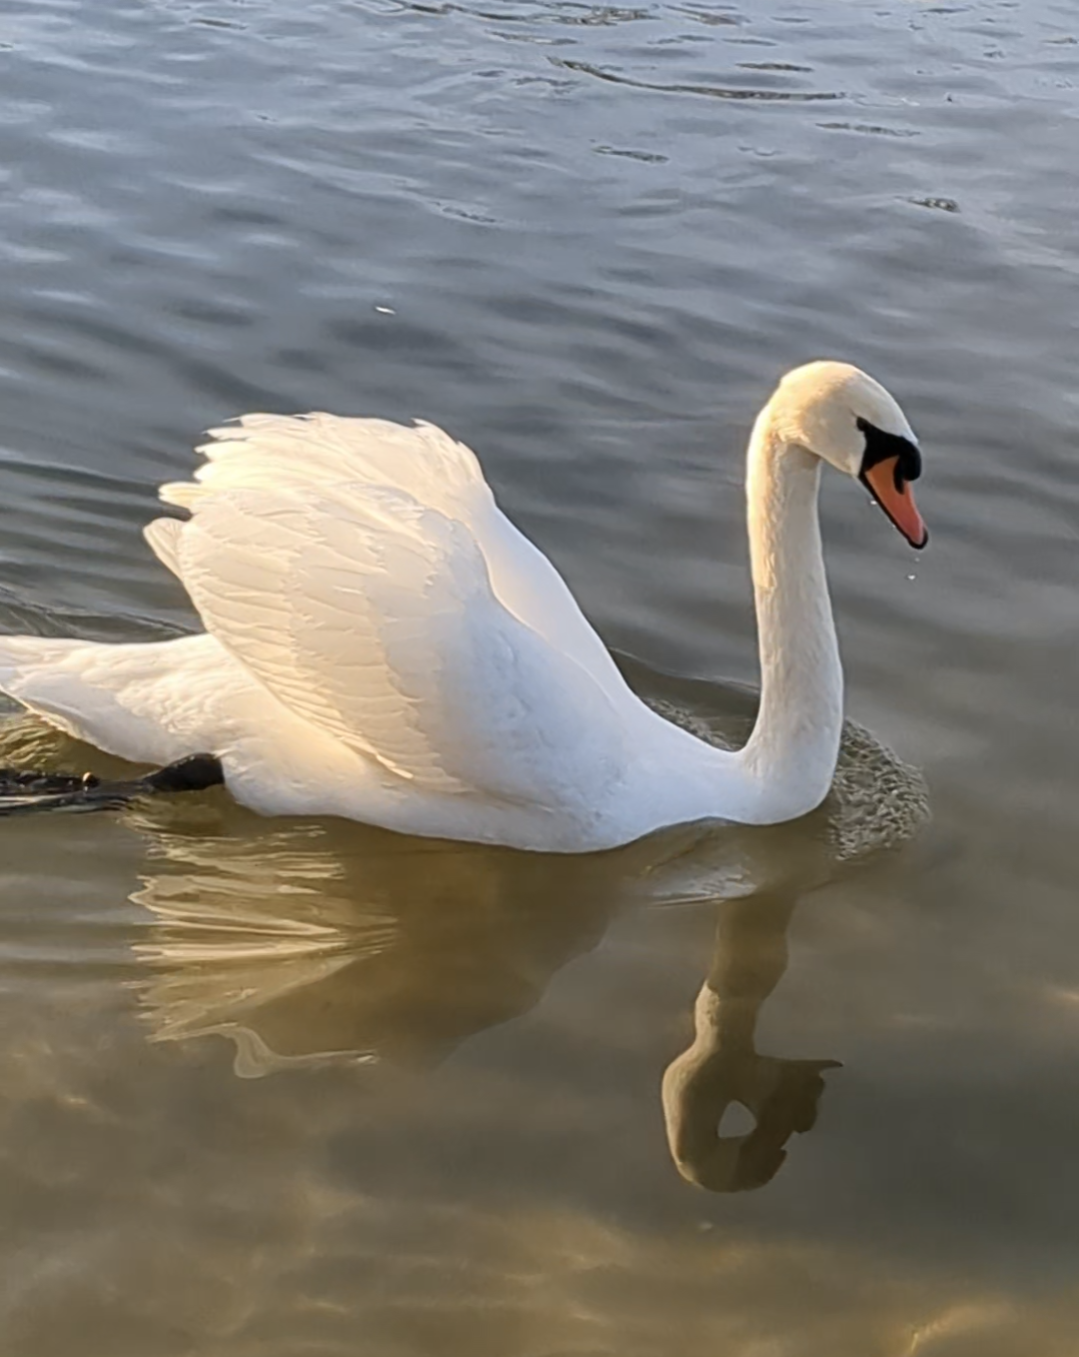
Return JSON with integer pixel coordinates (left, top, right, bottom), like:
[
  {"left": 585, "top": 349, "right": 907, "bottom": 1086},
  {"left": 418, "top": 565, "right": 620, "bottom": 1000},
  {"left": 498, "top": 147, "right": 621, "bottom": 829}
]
[{"left": 735, "top": 407, "right": 843, "bottom": 822}]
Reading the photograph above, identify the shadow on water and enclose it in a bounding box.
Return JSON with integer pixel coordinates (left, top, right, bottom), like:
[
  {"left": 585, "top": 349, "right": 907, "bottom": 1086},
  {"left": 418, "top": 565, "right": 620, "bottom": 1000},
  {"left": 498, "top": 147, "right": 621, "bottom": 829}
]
[{"left": 0, "top": 651, "right": 928, "bottom": 1192}]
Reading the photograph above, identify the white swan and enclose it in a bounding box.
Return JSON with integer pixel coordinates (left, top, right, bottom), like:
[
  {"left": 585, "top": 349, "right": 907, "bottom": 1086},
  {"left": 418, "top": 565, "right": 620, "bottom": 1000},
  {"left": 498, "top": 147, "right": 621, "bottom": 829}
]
[{"left": 0, "top": 361, "right": 926, "bottom": 852}]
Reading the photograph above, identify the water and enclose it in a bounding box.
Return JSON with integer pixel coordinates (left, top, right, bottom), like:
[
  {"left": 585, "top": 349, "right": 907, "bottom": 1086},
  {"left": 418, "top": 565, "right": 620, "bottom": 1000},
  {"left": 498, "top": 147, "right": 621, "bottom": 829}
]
[{"left": 1, "top": 0, "right": 1078, "bottom": 1351}]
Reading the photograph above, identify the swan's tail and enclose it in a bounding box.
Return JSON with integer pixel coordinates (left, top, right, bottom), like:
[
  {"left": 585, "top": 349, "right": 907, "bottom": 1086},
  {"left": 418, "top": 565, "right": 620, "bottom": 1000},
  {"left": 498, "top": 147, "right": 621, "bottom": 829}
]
[
  {"left": 0, "top": 632, "right": 227, "bottom": 767},
  {"left": 0, "top": 634, "right": 108, "bottom": 741}
]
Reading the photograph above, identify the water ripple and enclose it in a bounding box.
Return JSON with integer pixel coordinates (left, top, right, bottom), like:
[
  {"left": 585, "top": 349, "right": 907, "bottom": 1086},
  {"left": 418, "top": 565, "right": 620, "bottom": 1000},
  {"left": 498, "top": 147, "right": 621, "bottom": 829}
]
[{"left": 551, "top": 56, "right": 843, "bottom": 99}]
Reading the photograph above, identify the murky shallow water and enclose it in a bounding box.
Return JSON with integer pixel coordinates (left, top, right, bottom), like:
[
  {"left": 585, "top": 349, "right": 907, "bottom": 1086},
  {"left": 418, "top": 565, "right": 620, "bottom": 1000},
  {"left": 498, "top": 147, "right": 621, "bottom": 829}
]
[{"left": 2, "top": 0, "right": 1079, "bottom": 1352}]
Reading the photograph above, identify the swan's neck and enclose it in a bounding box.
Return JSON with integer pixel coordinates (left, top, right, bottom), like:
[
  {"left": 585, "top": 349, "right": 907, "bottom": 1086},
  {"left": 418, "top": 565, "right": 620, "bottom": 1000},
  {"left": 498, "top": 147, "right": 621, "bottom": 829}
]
[{"left": 735, "top": 408, "right": 843, "bottom": 822}]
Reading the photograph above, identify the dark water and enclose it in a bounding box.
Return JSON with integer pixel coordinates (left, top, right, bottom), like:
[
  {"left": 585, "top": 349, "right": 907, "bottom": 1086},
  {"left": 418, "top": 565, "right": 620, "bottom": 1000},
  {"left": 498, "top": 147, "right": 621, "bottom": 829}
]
[{"left": 2, "top": 0, "right": 1079, "bottom": 1352}]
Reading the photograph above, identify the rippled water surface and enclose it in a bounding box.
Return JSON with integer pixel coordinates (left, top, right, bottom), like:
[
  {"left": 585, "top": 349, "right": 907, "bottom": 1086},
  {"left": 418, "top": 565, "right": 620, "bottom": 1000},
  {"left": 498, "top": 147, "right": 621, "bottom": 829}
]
[{"left": 2, "top": 0, "right": 1079, "bottom": 1352}]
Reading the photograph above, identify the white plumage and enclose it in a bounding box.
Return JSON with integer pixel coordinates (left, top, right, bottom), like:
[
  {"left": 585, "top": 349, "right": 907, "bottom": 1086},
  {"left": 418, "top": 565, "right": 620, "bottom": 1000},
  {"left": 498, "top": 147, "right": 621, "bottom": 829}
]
[{"left": 0, "top": 362, "right": 926, "bottom": 852}]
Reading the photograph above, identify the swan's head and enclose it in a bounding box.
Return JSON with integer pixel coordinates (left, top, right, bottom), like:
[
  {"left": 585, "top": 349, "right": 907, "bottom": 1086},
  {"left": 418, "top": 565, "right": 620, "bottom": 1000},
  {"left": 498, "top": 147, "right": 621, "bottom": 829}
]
[{"left": 768, "top": 360, "right": 927, "bottom": 549}]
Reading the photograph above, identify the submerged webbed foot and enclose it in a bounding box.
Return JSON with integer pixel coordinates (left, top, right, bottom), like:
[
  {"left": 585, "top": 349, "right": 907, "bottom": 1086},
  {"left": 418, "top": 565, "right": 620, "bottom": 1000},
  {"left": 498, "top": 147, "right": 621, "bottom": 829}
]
[{"left": 140, "top": 753, "right": 225, "bottom": 794}]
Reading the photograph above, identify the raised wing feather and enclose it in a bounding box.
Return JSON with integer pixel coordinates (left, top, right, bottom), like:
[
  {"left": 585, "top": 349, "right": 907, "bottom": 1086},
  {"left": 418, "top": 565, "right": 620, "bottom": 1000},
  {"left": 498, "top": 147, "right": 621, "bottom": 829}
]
[
  {"left": 144, "top": 516, "right": 183, "bottom": 579},
  {"left": 171, "top": 482, "right": 628, "bottom": 807},
  {"left": 148, "top": 413, "right": 629, "bottom": 707},
  {"left": 160, "top": 413, "right": 487, "bottom": 515}
]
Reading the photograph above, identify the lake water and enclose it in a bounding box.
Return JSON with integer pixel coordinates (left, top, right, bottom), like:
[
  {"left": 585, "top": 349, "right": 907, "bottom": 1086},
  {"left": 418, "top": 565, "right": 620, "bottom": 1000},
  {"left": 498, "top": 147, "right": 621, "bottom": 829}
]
[{"left": 2, "top": 0, "right": 1079, "bottom": 1352}]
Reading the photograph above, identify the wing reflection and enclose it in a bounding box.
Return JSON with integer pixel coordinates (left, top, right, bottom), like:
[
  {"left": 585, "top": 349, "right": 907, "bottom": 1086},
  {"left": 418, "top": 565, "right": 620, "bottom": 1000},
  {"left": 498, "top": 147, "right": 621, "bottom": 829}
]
[
  {"left": 662, "top": 890, "right": 840, "bottom": 1193},
  {"left": 130, "top": 803, "right": 658, "bottom": 1076}
]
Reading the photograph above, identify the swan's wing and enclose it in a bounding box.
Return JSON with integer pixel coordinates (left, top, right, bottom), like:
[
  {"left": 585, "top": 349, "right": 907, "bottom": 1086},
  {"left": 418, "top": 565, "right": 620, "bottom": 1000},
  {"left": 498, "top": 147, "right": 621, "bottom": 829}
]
[
  {"left": 166, "top": 481, "right": 628, "bottom": 807},
  {"left": 147, "top": 414, "right": 628, "bottom": 705},
  {"left": 160, "top": 413, "right": 488, "bottom": 517}
]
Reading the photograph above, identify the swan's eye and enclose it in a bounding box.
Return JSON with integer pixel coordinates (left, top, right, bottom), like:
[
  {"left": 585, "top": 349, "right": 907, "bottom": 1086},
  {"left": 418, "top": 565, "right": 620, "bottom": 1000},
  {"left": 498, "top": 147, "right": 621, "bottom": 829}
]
[{"left": 856, "top": 417, "right": 921, "bottom": 487}]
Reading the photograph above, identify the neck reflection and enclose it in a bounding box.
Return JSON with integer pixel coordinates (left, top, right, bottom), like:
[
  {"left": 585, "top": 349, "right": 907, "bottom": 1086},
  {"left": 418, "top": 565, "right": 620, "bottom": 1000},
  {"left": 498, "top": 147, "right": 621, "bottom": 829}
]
[{"left": 662, "top": 890, "right": 840, "bottom": 1193}]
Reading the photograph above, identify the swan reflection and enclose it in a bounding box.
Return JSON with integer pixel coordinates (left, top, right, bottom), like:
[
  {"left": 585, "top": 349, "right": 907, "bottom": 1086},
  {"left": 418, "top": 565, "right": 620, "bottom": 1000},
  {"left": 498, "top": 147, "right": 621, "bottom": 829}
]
[{"left": 131, "top": 817, "right": 839, "bottom": 1186}]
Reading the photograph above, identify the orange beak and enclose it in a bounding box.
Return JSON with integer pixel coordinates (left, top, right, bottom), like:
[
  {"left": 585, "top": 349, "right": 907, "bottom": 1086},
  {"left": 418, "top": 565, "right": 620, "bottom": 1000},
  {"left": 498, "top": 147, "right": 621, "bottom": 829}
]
[{"left": 861, "top": 455, "right": 928, "bottom": 549}]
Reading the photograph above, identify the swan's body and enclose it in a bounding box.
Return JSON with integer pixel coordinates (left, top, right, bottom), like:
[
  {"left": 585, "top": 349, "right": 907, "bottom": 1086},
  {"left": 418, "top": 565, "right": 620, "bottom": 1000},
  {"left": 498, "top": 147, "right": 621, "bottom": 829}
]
[{"left": 0, "top": 362, "right": 926, "bottom": 852}]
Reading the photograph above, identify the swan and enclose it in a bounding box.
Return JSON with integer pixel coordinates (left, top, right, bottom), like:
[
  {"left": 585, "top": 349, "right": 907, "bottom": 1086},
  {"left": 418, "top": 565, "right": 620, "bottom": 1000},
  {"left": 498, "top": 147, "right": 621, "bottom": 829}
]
[{"left": 0, "top": 360, "right": 926, "bottom": 852}]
